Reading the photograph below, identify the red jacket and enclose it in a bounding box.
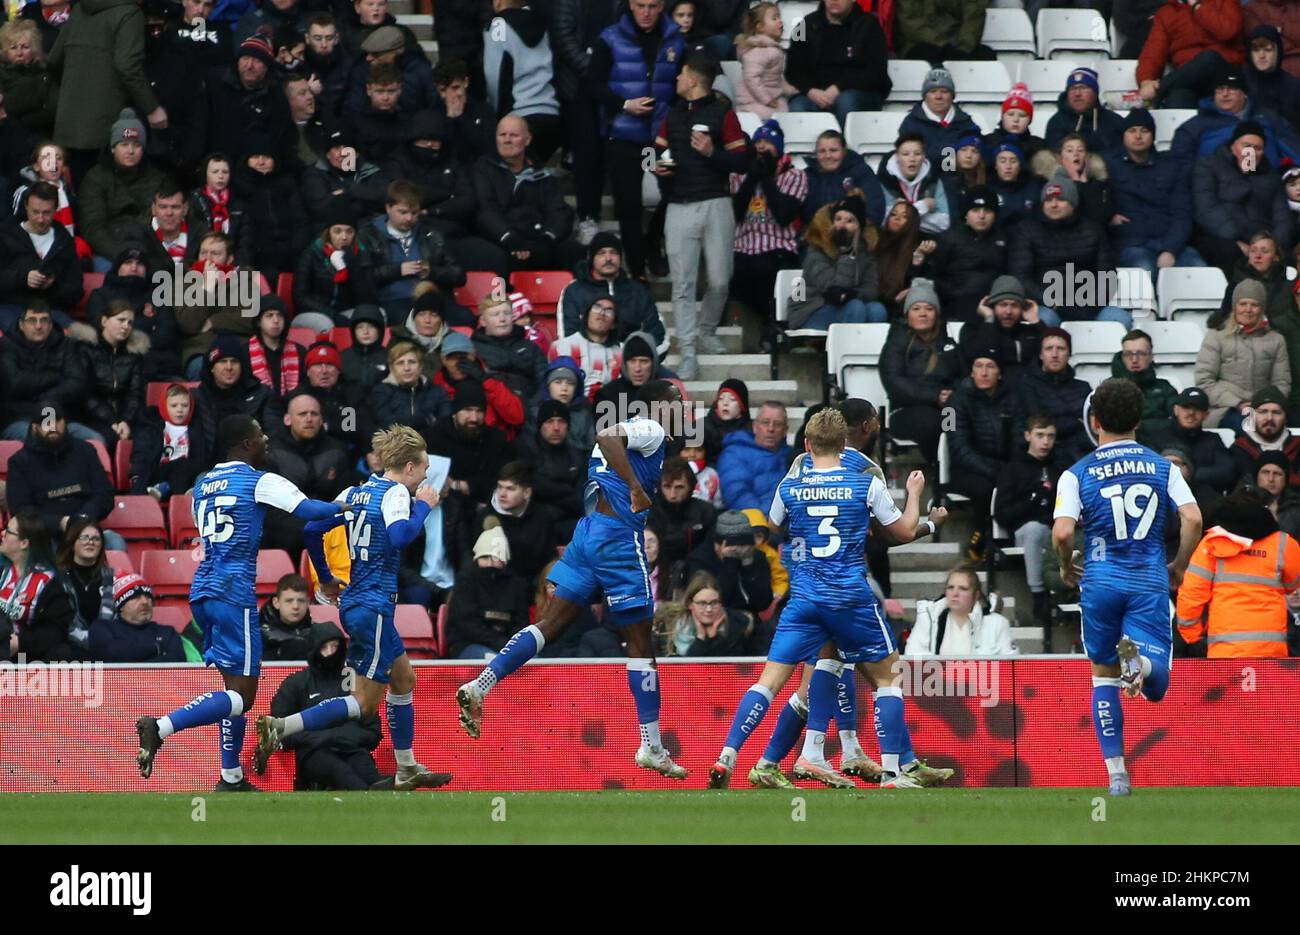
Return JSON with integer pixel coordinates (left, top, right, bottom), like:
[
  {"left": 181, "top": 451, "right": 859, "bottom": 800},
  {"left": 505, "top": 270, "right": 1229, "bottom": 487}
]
[
  {"left": 433, "top": 370, "right": 525, "bottom": 441},
  {"left": 1137, "top": 0, "right": 1244, "bottom": 85}
]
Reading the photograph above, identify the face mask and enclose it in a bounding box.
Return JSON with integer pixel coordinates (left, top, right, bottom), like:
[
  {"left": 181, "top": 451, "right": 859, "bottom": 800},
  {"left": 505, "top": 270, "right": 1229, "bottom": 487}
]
[
  {"left": 832, "top": 228, "right": 854, "bottom": 247},
  {"left": 410, "top": 146, "right": 442, "bottom": 167}
]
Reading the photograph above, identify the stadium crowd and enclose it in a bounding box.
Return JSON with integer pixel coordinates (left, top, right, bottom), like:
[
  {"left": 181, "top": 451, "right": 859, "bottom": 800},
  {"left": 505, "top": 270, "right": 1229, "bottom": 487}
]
[{"left": 2, "top": 0, "right": 1300, "bottom": 668}]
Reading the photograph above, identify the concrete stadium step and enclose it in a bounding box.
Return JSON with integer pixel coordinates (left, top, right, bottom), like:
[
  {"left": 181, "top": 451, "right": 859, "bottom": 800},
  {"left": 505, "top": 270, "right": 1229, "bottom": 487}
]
[
  {"left": 682, "top": 379, "right": 802, "bottom": 405},
  {"left": 664, "top": 353, "right": 769, "bottom": 381},
  {"left": 885, "top": 540, "right": 963, "bottom": 571},
  {"left": 419, "top": 39, "right": 438, "bottom": 62},
  {"left": 396, "top": 13, "right": 433, "bottom": 41},
  {"left": 888, "top": 569, "right": 988, "bottom": 600},
  {"left": 664, "top": 323, "right": 743, "bottom": 353}
]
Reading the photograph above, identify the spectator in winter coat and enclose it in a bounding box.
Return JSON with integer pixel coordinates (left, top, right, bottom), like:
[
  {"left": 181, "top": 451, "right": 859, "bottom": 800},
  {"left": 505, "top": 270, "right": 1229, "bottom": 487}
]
[
  {"left": 1136, "top": 0, "right": 1243, "bottom": 109},
  {"left": 269, "top": 621, "right": 386, "bottom": 789},
  {"left": 945, "top": 344, "right": 1015, "bottom": 517},
  {"left": 76, "top": 109, "right": 166, "bottom": 268},
  {"left": 0, "top": 182, "right": 84, "bottom": 327},
  {"left": 1245, "top": 24, "right": 1300, "bottom": 131},
  {"left": 56, "top": 519, "right": 115, "bottom": 641},
  {"left": 684, "top": 509, "right": 773, "bottom": 616},
  {"left": 5, "top": 406, "right": 116, "bottom": 539},
  {"left": 1104, "top": 109, "right": 1204, "bottom": 278},
  {"left": 717, "top": 401, "right": 791, "bottom": 512},
  {"left": 342, "top": 22, "right": 436, "bottom": 120},
  {"left": 472, "top": 293, "right": 548, "bottom": 404},
  {"left": 987, "top": 142, "right": 1040, "bottom": 234},
  {"left": 293, "top": 200, "right": 378, "bottom": 331},
  {"left": 784, "top": 0, "right": 891, "bottom": 126},
  {"left": 187, "top": 153, "right": 251, "bottom": 269},
  {"left": 1171, "top": 69, "right": 1300, "bottom": 168},
  {"left": 269, "top": 390, "right": 355, "bottom": 502},
  {"left": 881, "top": 280, "right": 961, "bottom": 461},
  {"left": 1031, "top": 134, "right": 1112, "bottom": 228},
  {"left": 1108, "top": 329, "right": 1180, "bottom": 431},
  {"left": 128, "top": 382, "right": 206, "bottom": 498},
  {"left": 141, "top": 2, "right": 211, "bottom": 181},
  {"left": 1138, "top": 386, "right": 1240, "bottom": 500},
  {"left": 1010, "top": 328, "right": 1093, "bottom": 466},
  {"left": 466, "top": 460, "right": 559, "bottom": 580},
  {"left": 649, "top": 456, "right": 717, "bottom": 571},
  {"left": 732, "top": 3, "right": 797, "bottom": 119},
  {"left": 528, "top": 399, "right": 584, "bottom": 527},
  {"left": 304, "top": 16, "right": 353, "bottom": 119},
  {"left": 445, "top": 522, "right": 532, "bottom": 658},
  {"left": 560, "top": 232, "right": 667, "bottom": 354},
  {"left": 233, "top": 134, "right": 311, "bottom": 283},
  {"left": 786, "top": 193, "right": 887, "bottom": 329},
  {"left": 1043, "top": 67, "right": 1126, "bottom": 154},
  {"left": 957, "top": 275, "right": 1045, "bottom": 381},
  {"left": 0, "top": 508, "right": 80, "bottom": 662},
  {"left": 898, "top": 68, "right": 981, "bottom": 168},
  {"left": 1114, "top": 0, "right": 1168, "bottom": 61},
  {"left": 982, "top": 83, "right": 1046, "bottom": 165},
  {"left": 548, "top": 295, "right": 623, "bottom": 398},
  {"left": 666, "top": 571, "right": 755, "bottom": 657},
  {"left": 875, "top": 199, "right": 932, "bottom": 317},
  {"left": 245, "top": 296, "right": 304, "bottom": 400},
  {"left": 428, "top": 385, "right": 518, "bottom": 509},
  {"left": 0, "top": 301, "right": 93, "bottom": 439},
  {"left": 1196, "top": 282, "right": 1292, "bottom": 431},
  {"left": 1193, "top": 127, "right": 1295, "bottom": 274},
  {"left": 88, "top": 573, "right": 185, "bottom": 662},
  {"left": 367, "top": 340, "right": 452, "bottom": 444},
  {"left": 67, "top": 301, "right": 145, "bottom": 448},
  {"left": 542, "top": 356, "right": 593, "bottom": 455},
  {"left": 904, "top": 565, "right": 1016, "bottom": 656},
  {"left": 1245, "top": 0, "right": 1300, "bottom": 80},
  {"left": 190, "top": 332, "right": 284, "bottom": 470},
  {"left": 993, "top": 413, "right": 1060, "bottom": 624},
  {"left": 878, "top": 132, "right": 953, "bottom": 237},
  {"left": 356, "top": 179, "right": 466, "bottom": 320},
  {"left": 11, "top": 141, "right": 78, "bottom": 239},
  {"left": 339, "top": 303, "right": 389, "bottom": 400},
  {"left": 893, "top": 0, "right": 997, "bottom": 65},
  {"left": 434, "top": 330, "right": 525, "bottom": 440},
  {"left": 206, "top": 34, "right": 296, "bottom": 169},
  {"left": 300, "top": 126, "right": 388, "bottom": 228},
  {"left": 924, "top": 185, "right": 1007, "bottom": 324},
  {"left": 703, "top": 378, "right": 750, "bottom": 464},
  {"left": 1227, "top": 385, "right": 1300, "bottom": 485},
  {"left": 590, "top": 330, "right": 662, "bottom": 417},
  {"left": 344, "top": 59, "right": 407, "bottom": 163},
  {"left": 802, "top": 129, "right": 885, "bottom": 227},
  {"left": 85, "top": 244, "right": 180, "bottom": 382}
]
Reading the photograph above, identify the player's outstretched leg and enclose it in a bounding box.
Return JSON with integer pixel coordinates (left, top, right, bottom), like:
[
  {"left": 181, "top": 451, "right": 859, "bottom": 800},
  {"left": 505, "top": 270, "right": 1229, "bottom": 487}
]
[
  {"left": 255, "top": 695, "right": 362, "bottom": 774},
  {"left": 1092, "top": 675, "right": 1130, "bottom": 795},
  {"left": 1118, "top": 636, "right": 1169, "bottom": 702},
  {"left": 831, "top": 668, "right": 882, "bottom": 780},
  {"left": 794, "top": 659, "right": 855, "bottom": 788},
  {"left": 137, "top": 689, "right": 245, "bottom": 779},
  {"left": 710, "top": 683, "right": 775, "bottom": 788},
  {"left": 872, "top": 680, "right": 928, "bottom": 789},
  {"left": 456, "top": 623, "right": 545, "bottom": 739}
]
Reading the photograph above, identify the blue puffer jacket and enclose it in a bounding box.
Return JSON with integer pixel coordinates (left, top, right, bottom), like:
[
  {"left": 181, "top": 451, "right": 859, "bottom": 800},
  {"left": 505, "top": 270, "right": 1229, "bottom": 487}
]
[
  {"left": 1169, "top": 96, "right": 1300, "bottom": 168},
  {"left": 600, "top": 14, "right": 684, "bottom": 144},
  {"left": 717, "top": 429, "right": 793, "bottom": 512},
  {"left": 802, "top": 148, "right": 886, "bottom": 225},
  {"left": 1102, "top": 148, "right": 1194, "bottom": 253}
]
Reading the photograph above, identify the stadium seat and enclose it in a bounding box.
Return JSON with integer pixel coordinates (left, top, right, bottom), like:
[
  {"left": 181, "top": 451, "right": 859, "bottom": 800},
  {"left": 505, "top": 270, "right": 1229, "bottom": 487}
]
[
  {"left": 255, "top": 550, "right": 296, "bottom": 599},
  {"left": 825, "top": 322, "right": 892, "bottom": 403},
  {"left": 1113, "top": 267, "right": 1157, "bottom": 320},
  {"left": 0, "top": 439, "right": 22, "bottom": 481},
  {"left": 844, "top": 110, "right": 906, "bottom": 157},
  {"left": 509, "top": 270, "right": 573, "bottom": 315},
  {"left": 106, "top": 550, "right": 134, "bottom": 576},
  {"left": 1209, "top": 428, "right": 1235, "bottom": 449},
  {"left": 276, "top": 272, "right": 295, "bottom": 316},
  {"left": 1016, "top": 59, "right": 1090, "bottom": 101},
  {"left": 436, "top": 602, "right": 448, "bottom": 657},
  {"left": 720, "top": 60, "right": 742, "bottom": 100},
  {"left": 140, "top": 550, "right": 202, "bottom": 608},
  {"left": 1061, "top": 320, "right": 1128, "bottom": 365},
  {"left": 76, "top": 272, "right": 106, "bottom": 319},
  {"left": 168, "top": 494, "right": 197, "bottom": 548},
  {"left": 772, "top": 269, "right": 825, "bottom": 379},
  {"left": 454, "top": 270, "right": 508, "bottom": 309},
  {"left": 936, "top": 433, "right": 969, "bottom": 505},
  {"left": 308, "top": 603, "right": 345, "bottom": 637},
  {"left": 885, "top": 60, "right": 933, "bottom": 111},
  {"left": 982, "top": 8, "right": 1036, "bottom": 57},
  {"left": 113, "top": 439, "right": 133, "bottom": 492},
  {"left": 988, "top": 488, "right": 1025, "bottom": 558},
  {"left": 963, "top": 104, "right": 1003, "bottom": 134},
  {"left": 1152, "top": 108, "right": 1195, "bottom": 152},
  {"left": 150, "top": 604, "right": 192, "bottom": 634},
  {"left": 88, "top": 439, "right": 113, "bottom": 484},
  {"left": 1157, "top": 267, "right": 1227, "bottom": 320},
  {"left": 395, "top": 604, "right": 438, "bottom": 657},
  {"left": 1029, "top": 108, "right": 1052, "bottom": 139},
  {"left": 780, "top": 0, "right": 816, "bottom": 42},
  {"left": 288, "top": 326, "right": 323, "bottom": 348},
  {"left": 1095, "top": 59, "right": 1139, "bottom": 106},
  {"left": 773, "top": 112, "right": 839, "bottom": 157},
  {"left": 1036, "top": 8, "right": 1111, "bottom": 60},
  {"left": 1144, "top": 319, "right": 1204, "bottom": 390},
  {"left": 103, "top": 496, "right": 167, "bottom": 566},
  {"left": 943, "top": 60, "right": 1012, "bottom": 103},
  {"left": 145, "top": 381, "right": 199, "bottom": 410},
  {"left": 736, "top": 110, "right": 761, "bottom": 137}
]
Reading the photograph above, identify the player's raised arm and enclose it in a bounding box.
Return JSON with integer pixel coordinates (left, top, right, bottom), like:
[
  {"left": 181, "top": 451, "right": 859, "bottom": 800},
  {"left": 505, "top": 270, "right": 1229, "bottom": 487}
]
[
  {"left": 385, "top": 483, "right": 439, "bottom": 549},
  {"left": 872, "top": 470, "right": 924, "bottom": 545},
  {"left": 254, "top": 472, "right": 349, "bottom": 521},
  {"left": 1166, "top": 467, "right": 1203, "bottom": 589}
]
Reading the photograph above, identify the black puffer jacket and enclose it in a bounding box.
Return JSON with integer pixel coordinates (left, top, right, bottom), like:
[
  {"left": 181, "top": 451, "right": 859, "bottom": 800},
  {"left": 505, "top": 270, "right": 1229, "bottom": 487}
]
[
  {"left": 470, "top": 156, "right": 574, "bottom": 246},
  {"left": 85, "top": 272, "right": 182, "bottom": 381},
  {"left": 1009, "top": 209, "right": 1116, "bottom": 319},
  {"left": 1043, "top": 91, "right": 1126, "bottom": 153},
  {"left": 206, "top": 66, "right": 295, "bottom": 168},
  {"left": 340, "top": 305, "right": 389, "bottom": 402},
  {"left": 649, "top": 491, "right": 717, "bottom": 570},
  {"left": 367, "top": 374, "right": 451, "bottom": 444},
  {"left": 925, "top": 221, "right": 1009, "bottom": 324},
  {"left": 0, "top": 325, "right": 87, "bottom": 424},
  {"left": 293, "top": 238, "right": 379, "bottom": 324},
  {"left": 947, "top": 376, "right": 1014, "bottom": 481},
  {"left": 269, "top": 430, "right": 355, "bottom": 503},
  {"left": 444, "top": 561, "right": 532, "bottom": 657},
  {"left": 300, "top": 158, "right": 388, "bottom": 228},
  {"left": 471, "top": 326, "right": 548, "bottom": 403},
  {"left": 880, "top": 323, "right": 961, "bottom": 409},
  {"left": 1193, "top": 144, "right": 1295, "bottom": 252},
  {"left": 67, "top": 323, "right": 146, "bottom": 435},
  {"left": 994, "top": 449, "right": 1060, "bottom": 532},
  {"left": 191, "top": 349, "right": 285, "bottom": 472},
  {"left": 1011, "top": 364, "right": 1093, "bottom": 466},
  {"left": 5, "top": 428, "right": 113, "bottom": 534},
  {"left": 529, "top": 428, "right": 585, "bottom": 521},
  {"left": 233, "top": 162, "right": 310, "bottom": 278},
  {"left": 380, "top": 108, "right": 478, "bottom": 236}
]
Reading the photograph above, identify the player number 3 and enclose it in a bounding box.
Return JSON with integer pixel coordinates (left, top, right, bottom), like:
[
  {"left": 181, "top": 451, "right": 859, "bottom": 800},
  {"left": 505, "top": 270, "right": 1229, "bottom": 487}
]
[{"left": 807, "top": 505, "right": 841, "bottom": 557}]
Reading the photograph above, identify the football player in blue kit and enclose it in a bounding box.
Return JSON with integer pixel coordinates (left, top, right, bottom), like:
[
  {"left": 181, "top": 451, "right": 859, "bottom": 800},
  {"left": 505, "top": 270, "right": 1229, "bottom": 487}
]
[
  {"left": 1052, "top": 379, "right": 1202, "bottom": 796},
  {"left": 134, "top": 415, "right": 350, "bottom": 790},
  {"left": 708, "top": 408, "right": 936, "bottom": 789},
  {"left": 455, "top": 381, "right": 690, "bottom": 779},
  {"left": 252, "top": 425, "right": 453, "bottom": 791}
]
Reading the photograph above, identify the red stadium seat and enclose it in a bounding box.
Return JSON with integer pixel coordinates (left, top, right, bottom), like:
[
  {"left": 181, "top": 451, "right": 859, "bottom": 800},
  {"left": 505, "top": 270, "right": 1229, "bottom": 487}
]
[
  {"left": 450, "top": 325, "right": 473, "bottom": 337},
  {"left": 308, "top": 604, "right": 345, "bottom": 637},
  {"left": 509, "top": 270, "right": 573, "bottom": 315},
  {"left": 395, "top": 604, "right": 437, "bottom": 657},
  {"left": 0, "top": 440, "right": 22, "bottom": 480},
  {"left": 435, "top": 603, "right": 448, "bottom": 657},
  {"left": 140, "top": 550, "right": 202, "bottom": 607},
  {"left": 276, "top": 272, "right": 295, "bottom": 316},
  {"left": 327, "top": 326, "right": 390, "bottom": 352},
  {"left": 255, "top": 549, "right": 296, "bottom": 599},
  {"left": 146, "top": 381, "right": 200, "bottom": 411},
  {"left": 288, "top": 326, "right": 323, "bottom": 348},
  {"left": 454, "top": 271, "right": 508, "bottom": 310},
  {"left": 88, "top": 439, "right": 113, "bottom": 482},
  {"left": 168, "top": 494, "right": 197, "bottom": 548},
  {"left": 113, "top": 439, "right": 133, "bottom": 492},
  {"left": 150, "top": 604, "right": 192, "bottom": 634},
  {"left": 77, "top": 272, "right": 106, "bottom": 319},
  {"left": 102, "top": 496, "right": 167, "bottom": 566},
  {"left": 105, "top": 550, "right": 134, "bottom": 576}
]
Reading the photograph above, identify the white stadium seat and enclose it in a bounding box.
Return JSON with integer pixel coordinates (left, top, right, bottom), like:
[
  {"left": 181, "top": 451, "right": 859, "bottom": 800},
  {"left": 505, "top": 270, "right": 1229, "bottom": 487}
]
[
  {"left": 720, "top": 60, "right": 742, "bottom": 97},
  {"left": 774, "top": 111, "right": 840, "bottom": 156},
  {"left": 1113, "top": 267, "right": 1157, "bottom": 320},
  {"left": 826, "top": 322, "right": 892, "bottom": 401},
  {"left": 845, "top": 110, "right": 906, "bottom": 156},
  {"left": 963, "top": 104, "right": 1003, "bottom": 133},
  {"left": 736, "top": 110, "right": 761, "bottom": 136},
  {"left": 1143, "top": 319, "right": 1206, "bottom": 391},
  {"left": 1152, "top": 108, "right": 1195, "bottom": 152},
  {"left": 943, "top": 59, "right": 1013, "bottom": 103},
  {"left": 1096, "top": 59, "right": 1139, "bottom": 107},
  {"left": 937, "top": 433, "right": 969, "bottom": 503},
  {"left": 1158, "top": 267, "right": 1228, "bottom": 320},
  {"left": 780, "top": 1, "right": 816, "bottom": 42},
  {"left": 885, "top": 60, "right": 934, "bottom": 112},
  {"left": 1016, "top": 59, "right": 1091, "bottom": 101},
  {"left": 1029, "top": 108, "right": 1052, "bottom": 139},
  {"left": 1061, "top": 320, "right": 1128, "bottom": 364},
  {"left": 774, "top": 268, "right": 825, "bottom": 339},
  {"left": 1036, "top": 8, "right": 1111, "bottom": 60},
  {"left": 982, "top": 8, "right": 1036, "bottom": 57}
]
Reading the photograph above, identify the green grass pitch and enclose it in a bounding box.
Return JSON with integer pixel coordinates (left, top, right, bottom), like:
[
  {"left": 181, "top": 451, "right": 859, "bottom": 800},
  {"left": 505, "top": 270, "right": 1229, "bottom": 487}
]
[{"left": 3, "top": 788, "right": 1299, "bottom": 843}]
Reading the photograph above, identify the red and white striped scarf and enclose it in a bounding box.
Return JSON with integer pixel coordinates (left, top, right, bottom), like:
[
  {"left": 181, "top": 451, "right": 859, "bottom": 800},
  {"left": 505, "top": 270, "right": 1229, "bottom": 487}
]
[
  {"left": 153, "top": 218, "right": 188, "bottom": 258},
  {"left": 248, "top": 336, "right": 300, "bottom": 395},
  {"left": 203, "top": 186, "right": 231, "bottom": 234},
  {"left": 324, "top": 242, "right": 351, "bottom": 283},
  {"left": 51, "top": 181, "right": 73, "bottom": 236},
  {"left": 0, "top": 563, "right": 53, "bottom": 630}
]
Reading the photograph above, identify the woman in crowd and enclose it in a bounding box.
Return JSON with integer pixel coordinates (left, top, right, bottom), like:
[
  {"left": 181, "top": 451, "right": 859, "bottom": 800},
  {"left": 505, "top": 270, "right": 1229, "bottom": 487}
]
[
  {"left": 874, "top": 200, "right": 932, "bottom": 317},
  {"left": 1032, "top": 133, "right": 1111, "bottom": 226},
  {"left": 0, "top": 509, "right": 79, "bottom": 662},
  {"left": 1195, "top": 279, "right": 1292, "bottom": 430},
  {"left": 664, "top": 571, "right": 753, "bottom": 657},
  {"left": 55, "top": 519, "right": 115, "bottom": 642},
  {"left": 68, "top": 298, "right": 145, "bottom": 450},
  {"left": 880, "top": 279, "right": 960, "bottom": 460},
  {"left": 292, "top": 200, "right": 377, "bottom": 332}
]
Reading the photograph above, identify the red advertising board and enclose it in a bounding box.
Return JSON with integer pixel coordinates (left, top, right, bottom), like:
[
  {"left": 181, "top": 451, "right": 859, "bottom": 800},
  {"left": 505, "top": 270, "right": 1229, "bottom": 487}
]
[{"left": 3, "top": 659, "right": 1297, "bottom": 791}]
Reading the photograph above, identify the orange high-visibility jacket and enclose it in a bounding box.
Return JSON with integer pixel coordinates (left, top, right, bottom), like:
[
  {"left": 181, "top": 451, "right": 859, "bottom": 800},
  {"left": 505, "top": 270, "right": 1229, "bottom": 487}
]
[{"left": 1176, "top": 526, "right": 1300, "bottom": 657}]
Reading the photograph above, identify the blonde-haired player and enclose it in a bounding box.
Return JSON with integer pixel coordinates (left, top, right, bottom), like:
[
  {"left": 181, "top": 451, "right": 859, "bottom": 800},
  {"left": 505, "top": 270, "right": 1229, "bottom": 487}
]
[{"left": 254, "top": 424, "right": 452, "bottom": 790}]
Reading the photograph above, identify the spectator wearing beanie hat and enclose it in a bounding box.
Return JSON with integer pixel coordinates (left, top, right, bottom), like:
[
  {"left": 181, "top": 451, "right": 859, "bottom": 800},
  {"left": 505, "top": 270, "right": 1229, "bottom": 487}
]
[
  {"left": 432, "top": 330, "right": 526, "bottom": 440},
  {"left": 1044, "top": 66, "right": 1125, "bottom": 155},
  {"left": 1253, "top": 449, "right": 1300, "bottom": 539},
  {"left": 684, "top": 508, "right": 773, "bottom": 615},
  {"left": 704, "top": 378, "right": 751, "bottom": 464},
  {"left": 1172, "top": 67, "right": 1300, "bottom": 168},
  {"left": 301, "top": 341, "right": 367, "bottom": 458},
  {"left": 788, "top": 192, "right": 888, "bottom": 330},
  {"left": 984, "top": 83, "right": 1045, "bottom": 164},
  {"left": 893, "top": 0, "right": 998, "bottom": 67},
  {"left": 1008, "top": 172, "right": 1131, "bottom": 328},
  {"left": 301, "top": 126, "right": 388, "bottom": 230},
  {"left": 958, "top": 274, "right": 1045, "bottom": 380},
  {"left": 427, "top": 376, "right": 517, "bottom": 509},
  {"left": 88, "top": 574, "right": 187, "bottom": 663},
  {"left": 78, "top": 109, "right": 167, "bottom": 268},
  {"left": 560, "top": 230, "right": 666, "bottom": 354},
  {"left": 880, "top": 278, "right": 961, "bottom": 461},
  {"left": 924, "top": 184, "right": 1008, "bottom": 324},
  {"left": 1031, "top": 132, "right": 1112, "bottom": 228},
  {"left": 899, "top": 68, "right": 981, "bottom": 168},
  {"left": 592, "top": 329, "right": 661, "bottom": 414},
  {"left": 1104, "top": 107, "right": 1206, "bottom": 279},
  {"left": 784, "top": 0, "right": 891, "bottom": 127},
  {"left": 235, "top": 129, "right": 311, "bottom": 284},
  {"left": 946, "top": 340, "right": 1015, "bottom": 521},
  {"left": 542, "top": 355, "right": 594, "bottom": 455},
  {"left": 1228, "top": 384, "right": 1300, "bottom": 485},
  {"left": 293, "top": 197, "right": 378, "bottom": 331},
  {"left": 207, "top": 30, "right": 296, "bottom": 171},
  {"left": 1197, "top": 278, "right": 1293, "bottom": 430},
  {"left": 1010, "top": 325, "right": 1093, "bottom": 467},
  {"left": 1137, "top": 0, "right": 1243, "bottom": 110}
]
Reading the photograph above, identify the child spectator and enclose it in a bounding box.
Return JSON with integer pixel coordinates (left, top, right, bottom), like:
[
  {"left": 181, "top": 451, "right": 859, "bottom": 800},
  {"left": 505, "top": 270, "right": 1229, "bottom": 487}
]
[
  {"left": 703, "top": 378, "right": 750, "bottom": 464},
  {"left": 187, "top": 153, "right": 250, "bottom": 267},
  {"left": 1033, "top": 133, "right": 1111, "bottom": 228},
  {"left": 129, "top": 383, "right": 205, "bottom": 501},
  {"left": 508, "top": 291, "right": 550, "bottom": 356},
  {"left": 878, "top": 132, "right": 952, "bottom": 235},
  {"left": 734, "top": 2, "right": 797, "bottom": 120},
  {"left": 993, "top": 414, "right": 1060, "bottom": 625},
  {"left": 670, "top": 0, "right": 707, "bottom": 55},
  {"left": 983, "top": 83, "right": 1045, "bottom": 163},
  {"left": 681, "top": 440, "right": 722, "bottom": 509},
  {"left": 292, "top": 200, "right": 377, "bottom": 331},
  {"left": 260, "top": 572, "right": 314, "bottom": 660},
  {"left": 247, "top": 296, "right": 305, "bottom": 399},
  {"left": 542, "top": 357, "right": 593, "bottom": 454},
  {"left": 339, "top": 303, "right": 390, "bottom": 401},
  {"left": 986, "top": 142, "right": 1040, "bottom": 234}
]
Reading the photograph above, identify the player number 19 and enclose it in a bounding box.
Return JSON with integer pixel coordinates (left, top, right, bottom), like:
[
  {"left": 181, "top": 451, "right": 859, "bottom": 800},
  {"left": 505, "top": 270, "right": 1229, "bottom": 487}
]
[{"left": 1099, "top": 482, "right": 1157, "bottom": 541}]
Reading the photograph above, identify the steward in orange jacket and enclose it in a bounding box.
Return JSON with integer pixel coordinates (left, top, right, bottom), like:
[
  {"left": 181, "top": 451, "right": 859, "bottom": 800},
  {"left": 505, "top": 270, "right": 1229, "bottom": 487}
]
[{"left": 1176, "top": 491, "right": 1300, "bottom": 657}]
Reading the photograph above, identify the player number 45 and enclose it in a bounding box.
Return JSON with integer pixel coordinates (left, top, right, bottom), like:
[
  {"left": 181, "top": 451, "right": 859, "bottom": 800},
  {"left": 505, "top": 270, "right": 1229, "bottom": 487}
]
[
  {"left": 196, "top": 495, "right": 237, "bottom": 544},
  {"left": 1099, "top": 482, "right": 1156, "bottom": 541}
]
